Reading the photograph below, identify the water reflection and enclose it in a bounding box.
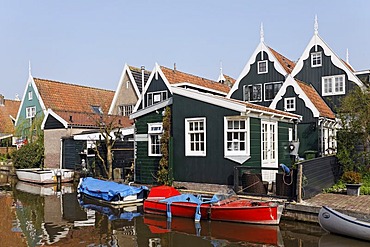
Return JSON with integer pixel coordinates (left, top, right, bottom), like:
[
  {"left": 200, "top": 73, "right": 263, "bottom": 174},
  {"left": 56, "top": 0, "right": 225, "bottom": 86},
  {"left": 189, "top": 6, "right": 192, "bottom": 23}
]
[{"left": 0, "top": 175, "right": 369, "bottom": 246}]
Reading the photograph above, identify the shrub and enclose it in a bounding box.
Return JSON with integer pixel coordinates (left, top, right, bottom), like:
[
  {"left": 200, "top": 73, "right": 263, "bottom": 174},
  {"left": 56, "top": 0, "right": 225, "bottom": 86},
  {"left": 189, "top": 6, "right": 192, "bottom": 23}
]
[
  {"left": 12, "top": 141, "right": 44, "bottom": 169},
  {"left": 341, "top": 171, "right": 362, "bottom": 184}
]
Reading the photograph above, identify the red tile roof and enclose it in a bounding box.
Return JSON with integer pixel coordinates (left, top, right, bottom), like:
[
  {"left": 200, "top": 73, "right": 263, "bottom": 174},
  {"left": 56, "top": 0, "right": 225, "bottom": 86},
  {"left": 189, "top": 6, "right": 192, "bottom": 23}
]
[
  {"left": 0, "top": 98, "right": 21, "bottom": 134},
  {"left": 296, "top": 80, "right": 335, "bottom": 119},
  {"left": 53, "top": 109, "right": 133, "bottom": 128},
  {"left": 33, "top": 78, "right": 114, "bottom": 114},
  {"left": 268, "top": 47, "right": 296, "bottom": 73},
  {"left": 160, "top": 66, "right": 231, "bottom": 94}
]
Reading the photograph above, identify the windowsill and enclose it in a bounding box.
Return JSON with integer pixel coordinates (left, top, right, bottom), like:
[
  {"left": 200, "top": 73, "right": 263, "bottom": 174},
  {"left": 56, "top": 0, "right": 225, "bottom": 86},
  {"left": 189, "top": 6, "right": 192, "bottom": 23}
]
[
  {"left": 224, "top": 155, "right": 251, "bottom": 164},
  {"left": 322, "top": 92, "right": 345, "bottom": 96}
]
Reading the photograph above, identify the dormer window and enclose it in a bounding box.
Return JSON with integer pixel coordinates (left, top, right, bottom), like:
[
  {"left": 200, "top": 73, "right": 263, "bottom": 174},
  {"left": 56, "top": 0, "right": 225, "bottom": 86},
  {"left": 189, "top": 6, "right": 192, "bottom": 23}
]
[
  {"left": 258, "top": 60, "right": 268, "bottom": 74},
  {"left": 311, "top": 52, "right": 322, "bottom": 67}
]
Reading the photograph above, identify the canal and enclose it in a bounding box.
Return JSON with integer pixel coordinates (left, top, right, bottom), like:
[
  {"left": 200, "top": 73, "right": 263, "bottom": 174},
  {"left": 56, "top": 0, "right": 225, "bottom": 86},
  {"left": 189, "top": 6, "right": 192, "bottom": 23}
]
[{"left": 0, "top": 172, "right": 368, "bottom": 247}]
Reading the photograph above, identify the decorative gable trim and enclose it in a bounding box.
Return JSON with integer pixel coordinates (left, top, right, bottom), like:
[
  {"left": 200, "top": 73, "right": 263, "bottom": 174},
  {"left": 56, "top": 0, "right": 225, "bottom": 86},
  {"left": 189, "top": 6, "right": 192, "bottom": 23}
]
[
  {"left": 171, "top": 82, "right": 227, "bottom": 96},
  {"left": 270, "top": 75, "right": 320, "bottom": 117},
  {"left": 41, "top": 108, "right": 68, "bottom": 130},
  {"left": 108, "top": 63, "right": 141, "bottom": 114},
  {"left": 15, "top": 74, "right": 47, "bottom": 126},
  {"left": 133, "top": 63, "right": 173, "bottom": 112},
  {"left": 227, "top": 42, "right": 289, "bottom": 98},
  {"left": 291, "top": 34, "right": 364, "bottom": 88}
]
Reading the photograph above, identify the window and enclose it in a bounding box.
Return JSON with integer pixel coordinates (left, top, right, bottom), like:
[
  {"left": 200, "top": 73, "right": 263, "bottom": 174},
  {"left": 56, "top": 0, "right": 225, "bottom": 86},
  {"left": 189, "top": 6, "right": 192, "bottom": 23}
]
[
  {"left": 284, "top": 97, "right": 296, "bottom": 111},
  {"left": 148, "top": 123, "right": 163, "bottom": 156},
  {"left": 28, "top": 91, "right": 33, "bottom": 100},
  {"left": 244, "top": 84, "right": 262, "bottom": 102},
  {"left": 264, "top": 82, "right": 282, "bottom": 101},
  {"left": 225, "top": 118, "right": 248, "bottom": 156},
  {"left": 185, "top": 118, "right": 206, "bottom": 156},
  {"left": 26, "top": 106, "right": 36, "bottom": 118},
  {"left": 258, "top": 60, "right": 268, "bottom": 74},
  {"left": 126, "top": 81, "right": 130, "bottom": 89},
  {"left": 311, "top": 52, "right": 322, "bottom": 67},
  {"left": 118, "top": 104, "right": 134, "bottom": 116},
  {"left": 322, "top": 75, "right": 345, "bottom": 96},
  {"left": 91, "top": 105, "right": 103, "bottom": 114},
  {"left": 261, "top": 121, "right": 278, "bottom": 182},
  {"left": 146, "top": 91, "right": 168, "bottom": 107}
]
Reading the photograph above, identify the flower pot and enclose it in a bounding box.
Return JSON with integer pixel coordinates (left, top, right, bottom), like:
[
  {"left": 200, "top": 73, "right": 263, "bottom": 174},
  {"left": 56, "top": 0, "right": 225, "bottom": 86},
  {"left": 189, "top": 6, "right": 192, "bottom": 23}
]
[{"left": 346, "top": 184, "right": 362, "bottom": 196}]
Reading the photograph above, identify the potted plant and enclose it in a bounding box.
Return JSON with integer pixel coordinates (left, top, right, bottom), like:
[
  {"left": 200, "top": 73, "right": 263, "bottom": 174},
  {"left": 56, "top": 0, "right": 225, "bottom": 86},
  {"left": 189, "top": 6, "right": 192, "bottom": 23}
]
[{"left": 341, "top": 171, "right": 362, "bottom": 196}]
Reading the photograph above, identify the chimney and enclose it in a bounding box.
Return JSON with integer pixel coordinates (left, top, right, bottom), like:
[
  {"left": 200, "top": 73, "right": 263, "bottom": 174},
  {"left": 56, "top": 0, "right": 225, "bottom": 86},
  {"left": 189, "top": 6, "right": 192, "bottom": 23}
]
[
  {"left": 174, "top": 63, "right": 177, "bottom": 71},
  {"left": 0, "top": 94, "right": 4, "bottom": 106}
]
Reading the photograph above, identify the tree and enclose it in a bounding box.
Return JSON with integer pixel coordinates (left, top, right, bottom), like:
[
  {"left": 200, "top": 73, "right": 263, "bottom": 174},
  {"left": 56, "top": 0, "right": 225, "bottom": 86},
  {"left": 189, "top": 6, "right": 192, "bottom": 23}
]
[
  {"left": 90, "top": 113, "right": 123, "bottom": 180},
  {"left": 157, "top": 107, "right": 172, "bottom": 185},
  {"left": 337, "top": 86, "right": 370, "bottom": 173}
]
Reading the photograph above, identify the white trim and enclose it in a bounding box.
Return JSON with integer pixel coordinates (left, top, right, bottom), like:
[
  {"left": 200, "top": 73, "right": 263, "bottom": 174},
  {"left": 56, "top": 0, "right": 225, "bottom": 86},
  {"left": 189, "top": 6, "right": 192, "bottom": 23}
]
[
  {"left": 354, "top": 70, "right": 370, "bottom": 75},
  {"left": 133, "top": 63, "right": 173, "bottom": 113},
  {"left": 171, "top": 82, "right": 227, "bottom": 96},
  {"left": 270, "top": 75, "right": 320, "bottom": 118},
  {"left": 261, "top": 120, "right": 278, "bottom": 182},
  {"left": 135, "top": 134, "right": 148, "bottom": 142},
  {"left": 148, "top": 122, "right": 163, "bottom": 157},
  {"left": 41, "top": 108, "right": 68, "bottom": 130},
  {"left": 109, "top": 64, "right": 141, "bottom": 114},
  {"left": 185, "top": 117, "right": 206, "bottom": 156},
  {"left": 25, "top": 106, "right": 36, "bottom": 119},
  {"left": 173, "top": 86, "right": 301, "bottom": 121},
  {"left": 227, "top": 41, "right": 289, "bottom": 98},
  {"left": 130, "top": 98, "right": 172, "bottom": 120},
  {"left": 284, "top": 97, "right": 296, "bottom": 111},
  {"left": 258, "top": 60, "right": 268, "bottom": 74},
  {"left": 291, "top": 33, "right": 364, "bottom": 89}
]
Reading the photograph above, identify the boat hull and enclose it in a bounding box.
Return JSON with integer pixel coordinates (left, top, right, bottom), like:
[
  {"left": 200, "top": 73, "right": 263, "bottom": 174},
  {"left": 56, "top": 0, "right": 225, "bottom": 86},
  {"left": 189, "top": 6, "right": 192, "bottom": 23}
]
[
  {"left": 144, "top": 186, "right": 283, "bottom": 225},
  {"left": 318, "top": 206, "right": 370, "bottom": 241},
  {"left": 16, "top": 168, "right": 74, "bottom": 184}
]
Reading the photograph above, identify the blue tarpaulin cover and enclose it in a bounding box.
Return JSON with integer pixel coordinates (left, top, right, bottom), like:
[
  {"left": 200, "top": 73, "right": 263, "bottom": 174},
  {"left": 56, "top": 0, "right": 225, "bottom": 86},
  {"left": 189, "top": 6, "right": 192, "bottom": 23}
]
[{"left": 78, "top": 177, "right": 148, "bottom": 202}]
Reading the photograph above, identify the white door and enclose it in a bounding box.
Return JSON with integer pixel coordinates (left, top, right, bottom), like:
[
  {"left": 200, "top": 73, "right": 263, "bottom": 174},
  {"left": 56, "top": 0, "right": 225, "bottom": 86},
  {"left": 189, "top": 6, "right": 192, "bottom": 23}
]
[{"left": 261, "top": 121, "right": 278, "bottom": 182}]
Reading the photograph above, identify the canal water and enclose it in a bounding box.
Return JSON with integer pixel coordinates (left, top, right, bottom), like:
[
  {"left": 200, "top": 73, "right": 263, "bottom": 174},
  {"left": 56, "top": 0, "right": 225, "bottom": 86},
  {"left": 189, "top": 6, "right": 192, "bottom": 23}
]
[{"left": 0, "top": 172, "right": 369, "bottom": 247}]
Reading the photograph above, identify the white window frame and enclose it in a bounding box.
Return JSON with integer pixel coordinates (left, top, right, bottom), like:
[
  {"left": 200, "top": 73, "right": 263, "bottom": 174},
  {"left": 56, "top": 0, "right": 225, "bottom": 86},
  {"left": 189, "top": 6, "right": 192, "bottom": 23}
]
[
  {"left": 258, "top": 60, "right": 268, "bottom": 74},
  {"left": 311, "top": 52, "right": 322, "bottom": 67},
  {"left": 224, "top": 117, "right": 249, "bottom": 157},
  {"left": 322, "top": 75, "right": 345, "bottom": 96},
  {"left": 148, "top": 122, "right": 163, "bottom": 156},
  {"left": 185, "top": 117, "right": 206, "bottom": 156},
  {"left": 264, "top": 82, "right": 283, "bottom": 101},
  {"left": 28, "top": 91, "right": 33, "bottom": 100},
  {"left": 146, "top": 91, "right": 168, "bottom": 107},
  {"left": 26, "top": 106, "right": 36, "bottom": 119},
  {"left": 261, "top": 120, "right": 278, "bottom": 182},
  {"left": 284, "top": 97, "right": 296, "bottom": 112},
  {"left": 118, "top": 104, "right": 134, "bottom": 116},
  {"left": 243, "top": 84, "right": 262, "bottom": 102}
]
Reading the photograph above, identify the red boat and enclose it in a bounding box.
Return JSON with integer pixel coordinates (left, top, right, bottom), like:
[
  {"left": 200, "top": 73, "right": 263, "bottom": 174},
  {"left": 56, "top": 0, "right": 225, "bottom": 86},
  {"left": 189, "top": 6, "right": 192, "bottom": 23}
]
[{"left": 144, "top": 186, "right": 284, "bottom": 225}]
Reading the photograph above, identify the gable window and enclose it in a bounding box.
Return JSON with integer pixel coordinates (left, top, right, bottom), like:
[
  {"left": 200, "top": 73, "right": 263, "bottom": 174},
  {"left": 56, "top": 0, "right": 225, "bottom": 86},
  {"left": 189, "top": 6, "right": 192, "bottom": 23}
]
[
  {"left": 264, "top": 82, "right": 282, "bottom": 101},
  {"left": 258, "top": 60, "right": 268, "bottom": 74},
  {"left": 118, "top": 104, "right": 134, "bottom": 116},
  {"left": 244, "top": 84, "right": 262, "bottom": 102},
  {"left": 146, "top": 91, "right": 168, "bottom": 107},
  {"left": 322, "top": 75, "right": 345, "bottom": 96},
  {"left": 126, "top": 81, "right": 130, "bottom": 89},
  {"left": 185, "top": 117, "right": 206, "bottom": 156},
  {"left": 26, "top": 106, "right": 36, "bottom": 118},
  {"left": 311, "top": 52, "right": 322, "bottom": 67},
  {"left": 284, "top": 97, "right": 296, "bottom": 111},
  {"left": 148, "top": 123, "right": 163, "bottom": 156},
  {"left": 28, "top": 91, "right": 33, "bottom": 100}
]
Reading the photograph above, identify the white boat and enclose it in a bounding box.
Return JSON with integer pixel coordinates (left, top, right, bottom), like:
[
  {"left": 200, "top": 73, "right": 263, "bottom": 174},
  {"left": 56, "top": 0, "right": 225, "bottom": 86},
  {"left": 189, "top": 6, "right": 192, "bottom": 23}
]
[
  {"left": 318, "top": 206, "right": 370, "bottom": 241},
  {"left": 16, "top": 168, "right": 74, "bottom": 184}
]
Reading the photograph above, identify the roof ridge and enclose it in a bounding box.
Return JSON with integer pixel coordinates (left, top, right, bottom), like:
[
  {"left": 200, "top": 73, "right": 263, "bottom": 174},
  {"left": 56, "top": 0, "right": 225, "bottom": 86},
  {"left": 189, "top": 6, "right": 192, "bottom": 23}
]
[
  {"left": 128, "top": 65, "right": 151, "bottom": 73},
  {"left": 33, "top": 77, "right": 114, "bottom": 93},
  {"left": 160, "top": 65, "right": 217, "bottom": 83}
]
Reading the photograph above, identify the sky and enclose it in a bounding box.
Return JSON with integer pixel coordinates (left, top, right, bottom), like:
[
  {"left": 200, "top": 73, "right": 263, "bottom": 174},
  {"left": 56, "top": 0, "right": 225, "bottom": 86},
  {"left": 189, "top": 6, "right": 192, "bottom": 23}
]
[{"left": 1, "top": 0, "right": 370, "bottom": 100}]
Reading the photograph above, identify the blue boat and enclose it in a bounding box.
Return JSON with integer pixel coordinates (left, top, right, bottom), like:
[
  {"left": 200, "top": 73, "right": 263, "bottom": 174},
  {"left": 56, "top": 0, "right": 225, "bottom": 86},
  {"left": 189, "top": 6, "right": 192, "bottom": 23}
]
[{"left": 77, "top": 177, "right": 148, "bottom": 208}]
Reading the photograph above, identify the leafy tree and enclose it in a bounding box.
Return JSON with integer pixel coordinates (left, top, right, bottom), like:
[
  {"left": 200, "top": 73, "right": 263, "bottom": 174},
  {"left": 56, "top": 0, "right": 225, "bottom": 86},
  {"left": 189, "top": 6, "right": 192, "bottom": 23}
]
[{"left": 337, "top": 86, "right": 370, "bottom": 173}]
